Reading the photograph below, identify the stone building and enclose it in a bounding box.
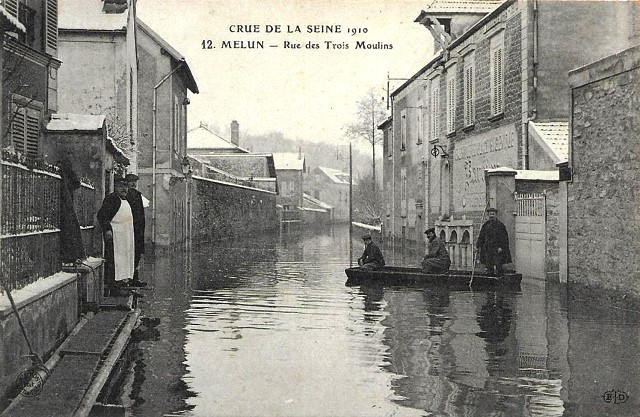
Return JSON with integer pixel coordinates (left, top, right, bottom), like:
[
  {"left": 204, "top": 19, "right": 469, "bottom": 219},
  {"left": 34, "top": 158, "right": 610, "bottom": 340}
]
[
  {"left": 57, "top": 0, "right": 138, "bottom": 167},
  {"left": 305, "top": 166, "right": 353, "bottom": 223},
  {"left": 384, "top": 0, "right": 638, "bottom": 277},
  {"left": 561, "top": 45, "right": 640, "bottom": 298},
  {"left": 136, "top": 18, "right": 198, "bottom": 246}
]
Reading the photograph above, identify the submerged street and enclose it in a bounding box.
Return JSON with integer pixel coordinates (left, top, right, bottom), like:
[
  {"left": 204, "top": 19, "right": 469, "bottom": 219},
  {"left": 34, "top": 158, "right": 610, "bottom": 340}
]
[{"left": 118, "top": 225, "right": 639, "bottom": 417}]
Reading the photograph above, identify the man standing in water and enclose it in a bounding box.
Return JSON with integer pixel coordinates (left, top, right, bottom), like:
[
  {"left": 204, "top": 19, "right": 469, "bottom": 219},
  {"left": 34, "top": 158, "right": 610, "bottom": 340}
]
[
  {"left": 476, "top": 207, "right": 512, "bottom": 277},
  {"left": 126, "top": 173, "right": 147, "bottom": 287},
  {"left": 357, "top": 233, "right": 385, "bottom": 270},
  {"left": 98, "top": 176, "right": 135, "bottom": 293}
]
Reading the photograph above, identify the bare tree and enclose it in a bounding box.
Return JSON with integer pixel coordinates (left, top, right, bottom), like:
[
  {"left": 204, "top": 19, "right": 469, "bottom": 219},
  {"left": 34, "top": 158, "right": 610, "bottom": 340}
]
[
  {"left": 344, "top": 87, "right": 388, "bottom": 194},
  {"left": 353, "top": 173, "right": 383, "bottom": 224}
]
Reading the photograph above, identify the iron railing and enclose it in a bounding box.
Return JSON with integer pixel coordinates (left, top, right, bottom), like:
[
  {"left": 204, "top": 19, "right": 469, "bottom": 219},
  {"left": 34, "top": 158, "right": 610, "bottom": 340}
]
[{"left": 1, "top": 157, "right": 96, "bottom": 293}]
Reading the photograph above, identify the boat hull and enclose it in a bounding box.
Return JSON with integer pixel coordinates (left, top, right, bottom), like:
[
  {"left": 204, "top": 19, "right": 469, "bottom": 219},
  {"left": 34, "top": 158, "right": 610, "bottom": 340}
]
[{"left": 345, "top": 266, "right": 522, "bottom": 290}]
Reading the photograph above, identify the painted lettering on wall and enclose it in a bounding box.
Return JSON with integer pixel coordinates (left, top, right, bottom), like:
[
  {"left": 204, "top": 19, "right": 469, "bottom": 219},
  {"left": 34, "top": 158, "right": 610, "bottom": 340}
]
[{"left": 453, "top": 125, "right": 518, "bottom": 211}]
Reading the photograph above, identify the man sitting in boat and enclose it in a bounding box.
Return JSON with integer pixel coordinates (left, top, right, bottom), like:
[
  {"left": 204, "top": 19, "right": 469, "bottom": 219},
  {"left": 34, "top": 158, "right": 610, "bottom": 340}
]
[
  {"left": 357, "top": 233, "right": 385, "bottom": 270},
  {"left": 421, "top": 228, "right": 451, "bottom": 273}
]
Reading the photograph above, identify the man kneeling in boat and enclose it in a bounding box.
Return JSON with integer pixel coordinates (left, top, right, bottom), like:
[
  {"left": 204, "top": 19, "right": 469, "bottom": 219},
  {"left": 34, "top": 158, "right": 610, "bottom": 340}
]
[
  {"left": 357, "top": 233, "right": 385, "bottom": 270},
  {"left": 421, "top": 228, "right": 451, "bottom": 273}
]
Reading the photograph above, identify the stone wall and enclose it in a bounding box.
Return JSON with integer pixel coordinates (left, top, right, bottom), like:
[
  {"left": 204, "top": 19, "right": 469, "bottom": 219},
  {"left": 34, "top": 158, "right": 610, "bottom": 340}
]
[
  {"left": 567, "top": 45, "right": 640, "bottom": 297},
  {"left": 191, "top": 177, "right": 277, "bottom": 242}
]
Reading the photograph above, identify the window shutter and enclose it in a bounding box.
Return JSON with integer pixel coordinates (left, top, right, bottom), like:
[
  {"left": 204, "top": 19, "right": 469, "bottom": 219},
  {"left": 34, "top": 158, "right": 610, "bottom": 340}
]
[
  {"left": 11, "top": 103, "right": 41, "bottom": 158},
  {"left": 431, "top": 83, "right": 440, "bottom": 140},
  {"left": 45, "top": 0, "right": 58, "bottom": 53},
  {"left": 4, "top": 0, "right": 18, "bottom": 18},
  {"left": 491, "top": 46, "right": 504, "bottom": 115},
  {"left": 11, "top": 106, "right": 26, "bottom": 154},
  {"left": 447, "top": 76, "right": 455, "bottom": 133},
  {"left": 464, "top": 65, "right": 475, "bottom": 126}
]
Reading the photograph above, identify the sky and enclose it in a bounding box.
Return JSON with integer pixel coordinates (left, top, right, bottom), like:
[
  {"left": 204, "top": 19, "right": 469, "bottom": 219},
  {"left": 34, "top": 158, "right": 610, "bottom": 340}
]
[{"left": 136, "top": 0, "right": 436, "bottom": 145}]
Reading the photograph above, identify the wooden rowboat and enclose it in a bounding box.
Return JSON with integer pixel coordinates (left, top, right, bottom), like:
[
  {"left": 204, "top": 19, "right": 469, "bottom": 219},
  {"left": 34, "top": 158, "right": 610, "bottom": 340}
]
[{"left": 344, "top": 266, "right": 522, "bottom": 290}]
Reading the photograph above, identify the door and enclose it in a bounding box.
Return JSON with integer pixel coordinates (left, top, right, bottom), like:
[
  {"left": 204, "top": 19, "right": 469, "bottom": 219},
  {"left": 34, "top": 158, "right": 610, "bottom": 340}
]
[{"left": 515, "top": 193, "right": 546, "bottom": 278}]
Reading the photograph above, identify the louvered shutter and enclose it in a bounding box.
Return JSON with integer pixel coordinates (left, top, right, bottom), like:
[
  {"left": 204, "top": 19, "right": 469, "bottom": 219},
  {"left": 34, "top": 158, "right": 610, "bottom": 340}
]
[
  {"left": 491, "top": 46, "right": 504, "bottom": 115},
  {"left": 464, "top": 65, "right": 475, "bottom": 126},
  {"left": 11, "top": 104, "right": 41, "bottom": 158},
  {"left": 4, "top": 0, "right": 19, "bottom": 18},
  {"left": 45, "top": 0, "right": 58, "bottom": 54},
  {"left": 447, "top": 76, "right": 455, "bottom": 133}
]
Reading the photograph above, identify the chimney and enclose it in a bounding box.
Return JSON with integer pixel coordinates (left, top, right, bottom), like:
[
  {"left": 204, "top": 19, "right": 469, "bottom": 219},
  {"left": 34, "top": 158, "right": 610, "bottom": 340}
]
[
  {"left": 298, "top": 146, "right": 302, "bottom": 160},
  {"left": 230, "top": 120, "right": 239, "bottom": 146}
]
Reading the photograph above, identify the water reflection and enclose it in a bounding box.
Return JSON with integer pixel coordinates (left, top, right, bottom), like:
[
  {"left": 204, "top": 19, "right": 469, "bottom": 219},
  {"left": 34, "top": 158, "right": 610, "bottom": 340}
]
[{"left": 125, "top": 225, "right": 640, "bottom": 417}]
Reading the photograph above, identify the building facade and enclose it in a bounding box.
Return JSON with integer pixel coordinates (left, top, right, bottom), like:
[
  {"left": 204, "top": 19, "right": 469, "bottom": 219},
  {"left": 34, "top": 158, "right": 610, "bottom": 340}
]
[
  {"left": 384, "top": 0, "right": 639, "bottom": 276},
  {"left": 136, "top": 19, "right": 198, "bottom": 246},
  {"left": 305, "top": 166, "right": 353, "bottom": 222}
]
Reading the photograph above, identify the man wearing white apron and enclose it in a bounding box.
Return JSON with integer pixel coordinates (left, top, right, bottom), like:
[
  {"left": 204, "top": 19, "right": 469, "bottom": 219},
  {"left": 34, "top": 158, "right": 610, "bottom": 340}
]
[{"left": 97, "top": 177, "right": 135, "bottom": 293}]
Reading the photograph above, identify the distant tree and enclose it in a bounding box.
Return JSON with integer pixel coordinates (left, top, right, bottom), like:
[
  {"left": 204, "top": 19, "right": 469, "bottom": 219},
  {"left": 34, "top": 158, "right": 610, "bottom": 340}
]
[
  {"left": 353, "top": 173, "right": 382, "bottom": 224},
  {"left": 344, "top": 88, "right": 388, "bottom": 193}
]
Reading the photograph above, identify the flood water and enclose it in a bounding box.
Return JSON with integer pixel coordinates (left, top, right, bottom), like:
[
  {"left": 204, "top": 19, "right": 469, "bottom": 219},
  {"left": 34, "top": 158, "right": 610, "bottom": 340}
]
[{"left": 120, "top": 225, "right": 640, "bottom": 417}]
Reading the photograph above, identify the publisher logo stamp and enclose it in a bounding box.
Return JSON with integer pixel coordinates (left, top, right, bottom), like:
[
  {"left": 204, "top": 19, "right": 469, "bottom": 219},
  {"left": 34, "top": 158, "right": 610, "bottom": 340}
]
[
  {"left": 602, "top": 390, "right": 628, "bottom": 404},
  {"left": 16, "top": 369, "right": 43, "bottom": 397}
]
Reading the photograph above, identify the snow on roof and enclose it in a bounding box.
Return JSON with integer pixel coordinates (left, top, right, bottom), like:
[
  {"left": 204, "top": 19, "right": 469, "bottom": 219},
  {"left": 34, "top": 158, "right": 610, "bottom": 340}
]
[
  {"left": 0, "top": 6, "right": 26, "bottom": 33},
  {"left": 47, "top": 114, "right": 106, "bottom": 131},
  {"left": 419, "top": 0, "right": 503, "bottom": 14},
  {"left": 529, "top": 121, "right": 569, "bottom": 163},
  {"left": 187, "top": 125, "right": 247, "bottom": 152},
  {"left": 272, "top": 152, "right": 305, "bottom": 170},
  {"left": 302, "top": 192, "right": 334, "bottom": 210},
  {"left": 59, "top": 0, "right": 128, "bottom": 31},
  {"left": 316, "top": 166, "right": 352, "bottom": 185},
  {"left": 516, "top": 170, "right": 559, "bottom": 181}
]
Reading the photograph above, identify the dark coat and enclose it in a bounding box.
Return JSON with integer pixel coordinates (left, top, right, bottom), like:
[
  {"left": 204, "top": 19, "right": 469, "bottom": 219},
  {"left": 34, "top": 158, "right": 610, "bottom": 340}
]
[
  {"left": 59, "top": 158, "right": 85, "bottom": 263},
  {"left": 358, "top": 241, "right": 385, "bottom": 267},
  {"left": 126, "top": 188, "right": 145, "bottom": 255},
  {"left": 477, "top": 218, "right": 512, "bottom": 264},
  {"left": 421, "top": 236, "right": 451, "bottom": 272},
  {"left": 97, "top": 193, "right": 123, "bottom": 233}
]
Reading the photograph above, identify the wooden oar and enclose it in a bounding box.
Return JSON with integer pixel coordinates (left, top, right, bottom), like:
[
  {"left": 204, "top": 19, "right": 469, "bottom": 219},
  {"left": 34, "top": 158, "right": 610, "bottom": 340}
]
[{"left": 469, "top": 203, "right": 489, "bottom": 288}]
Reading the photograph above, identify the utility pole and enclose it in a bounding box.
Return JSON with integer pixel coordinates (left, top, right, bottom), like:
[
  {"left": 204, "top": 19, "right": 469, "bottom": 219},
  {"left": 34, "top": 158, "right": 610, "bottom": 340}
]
[
  {"left": 349, "top": 142, "right": 353, "bottom": 267},
  {"left": 371, "top": 97, "right": 376, "bottom": 196}
]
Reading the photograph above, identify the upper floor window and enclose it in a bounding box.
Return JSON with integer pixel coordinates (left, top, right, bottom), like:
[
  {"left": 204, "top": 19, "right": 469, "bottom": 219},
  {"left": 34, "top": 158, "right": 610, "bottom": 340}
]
[
  {"left": 446, "top": 70, "right": 456, "bottom": 134},
  {"left": 464, "top": 53, "right": 476, "bottom": 127},
  {"left": 430, "top": 79, "right": 440, "bottom": 141},
  {"left": 400, "top": 109, "right": 407, "bottom": 151},
  {"left": 4, "top": 0, "right": 58, "bottom": 54},
  {"left": 490, "top": 33, "right": 504, "bottom": 117},
  {"left": 416, "top": 101, "right": 423, "bottom": 145}
]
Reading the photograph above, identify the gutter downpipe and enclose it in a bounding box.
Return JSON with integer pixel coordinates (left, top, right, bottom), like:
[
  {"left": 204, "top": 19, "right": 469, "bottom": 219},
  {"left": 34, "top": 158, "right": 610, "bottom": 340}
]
[
  {"left": 152, "top": 61, "right": 184, "bottom": 244},
  {"left": 525, "top": 0, "right": 540, "bottom": 170}
]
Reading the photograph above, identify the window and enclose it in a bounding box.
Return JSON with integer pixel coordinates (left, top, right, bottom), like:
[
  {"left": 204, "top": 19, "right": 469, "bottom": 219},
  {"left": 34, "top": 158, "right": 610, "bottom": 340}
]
[
  {"left": 400, "top": 109, "right": 407, "bottom": 150},
  {"left": 5, "top": 0, "right": 57, "bottom": 54},
  {"left": 10, "top": 98, "right": 42, "bottom": 158},
  {"left": 464, "top": 53, "right": 476, "bottom": 127},
  {"left": 18, "top": 2, "right": 36, "bottom": 46},
  {"left": 173, "top": 96, "right": 179, "bottom": 154},
  {"left": 416, "top": 100, "right": 423, "bottom": 145},
  {"left": 400, "top": 169, "right": 407, "bottom": 218},
  {"left": 446, "top": 71, "right": 456, "bottom": 134},
  {"left": 490, "top": 34, "right": 504, "bottom": 116},
  {"left": 430, "top": 80, "right": 440, "bottom": 141}
]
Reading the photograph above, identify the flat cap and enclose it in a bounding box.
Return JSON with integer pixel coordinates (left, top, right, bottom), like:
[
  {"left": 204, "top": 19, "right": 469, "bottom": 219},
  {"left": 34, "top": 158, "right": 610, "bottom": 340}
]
[{"left": 424, "top": 227, "right": 435, "bottom": 234}]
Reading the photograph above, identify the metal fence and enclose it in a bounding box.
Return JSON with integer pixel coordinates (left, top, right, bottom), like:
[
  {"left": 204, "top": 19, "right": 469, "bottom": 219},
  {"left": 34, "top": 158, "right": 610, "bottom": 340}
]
[{"left": 1, "top": 158, "right": 96, "bottom": 293}]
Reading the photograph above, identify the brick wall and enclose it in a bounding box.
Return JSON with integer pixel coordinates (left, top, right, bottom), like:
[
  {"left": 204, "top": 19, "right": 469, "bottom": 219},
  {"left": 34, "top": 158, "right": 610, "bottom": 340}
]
[
  {"left": 567, "top": 46, "right": 640, "bottom": 297},
  {"left": 191, "top": 177, "right": 277, "bottom": 242}
]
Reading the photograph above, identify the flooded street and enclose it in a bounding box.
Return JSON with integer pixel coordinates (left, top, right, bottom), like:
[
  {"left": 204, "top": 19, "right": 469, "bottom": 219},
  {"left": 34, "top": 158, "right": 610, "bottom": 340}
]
[{"left": 121, "top": 225, "right": 640, "bottom": 417}]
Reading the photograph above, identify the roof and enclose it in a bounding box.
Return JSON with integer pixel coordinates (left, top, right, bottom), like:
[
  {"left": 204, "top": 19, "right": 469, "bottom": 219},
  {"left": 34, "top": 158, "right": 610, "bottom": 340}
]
[
  {"left": 316, "top": 166, "right": 353, "bottom": 185},
  {"left": 59, "top": 0, "right": 128, "bottom": 31},
  {"left": 272, "top": 152, "right": 305, "bottom": 171},
  {"left": 418, "top": 0, "right": 503, "bottom": 15},
  {"left": 46, "top": 114, "right": 106, "bottom": 131},
  {"left": 136, "top": 19, "right": 199, "bottom": 94},
  {"left": 302, "top": 193, "right": 334, "bottom": 210},
  {"left": 187, "top": 125, "right": 249, "bottom": 153},
  {"left": 529, "top": 121, "right": 569, "bottom": 163},
  {"left": 195, "top": 153, "right": 277, "bottom": 179},
  {"left": 0, "top": 6, "right": 26, "bottom": 33}
]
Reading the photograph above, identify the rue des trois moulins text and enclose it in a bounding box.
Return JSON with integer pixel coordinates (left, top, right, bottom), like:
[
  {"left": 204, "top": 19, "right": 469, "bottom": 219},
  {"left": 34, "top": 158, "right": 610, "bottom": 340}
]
[{"left": 201, "top": 24, "right": 393, "bottom": 50}]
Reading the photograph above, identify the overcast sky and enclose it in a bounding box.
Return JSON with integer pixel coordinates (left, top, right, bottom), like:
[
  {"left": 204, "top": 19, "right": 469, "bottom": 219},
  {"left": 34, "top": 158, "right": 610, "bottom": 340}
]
[{"left": 137, "top": 0, "right": 435, "bottom": 144}]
